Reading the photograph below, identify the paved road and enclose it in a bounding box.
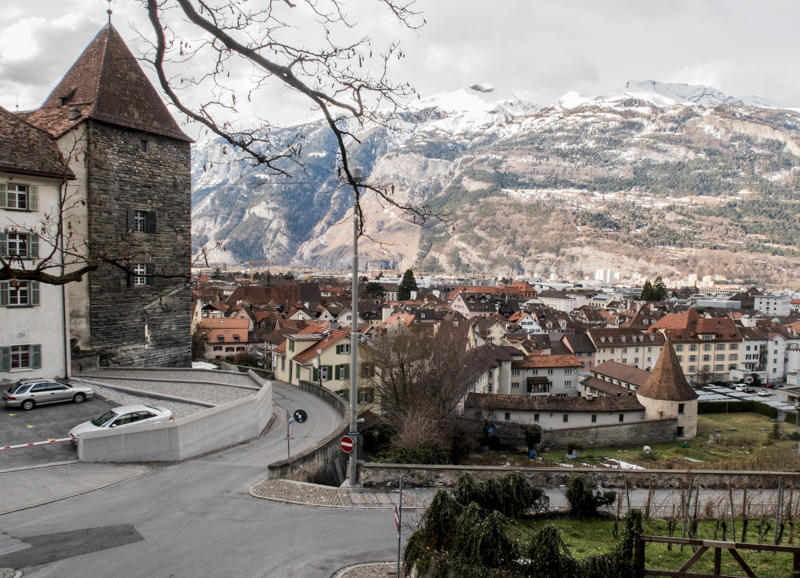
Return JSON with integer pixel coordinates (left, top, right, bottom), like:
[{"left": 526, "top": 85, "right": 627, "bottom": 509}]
[{"left": 0, "top": 383, "right": 397, "bottom": 577}]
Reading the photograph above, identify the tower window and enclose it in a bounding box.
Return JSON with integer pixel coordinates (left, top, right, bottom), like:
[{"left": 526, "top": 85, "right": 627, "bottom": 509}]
[{"left": 140, "top": 139, "right": 149, "bottom": 153}]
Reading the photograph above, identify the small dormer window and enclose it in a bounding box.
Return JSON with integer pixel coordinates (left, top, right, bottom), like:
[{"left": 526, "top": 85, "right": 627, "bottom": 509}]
[{"left": 59, "top": 88, "right": 77, "bottom": 106}]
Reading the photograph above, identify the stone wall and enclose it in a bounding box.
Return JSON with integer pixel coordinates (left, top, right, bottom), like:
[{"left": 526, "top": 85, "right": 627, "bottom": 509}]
[
  {"left": 82, "top": 120, "right": 191, "bottom": 367},
  {"left": 487, "top": 418, "right": 679, "bottom": 449},
  {"left": 359, "top": 463, "right": 800, "bottom": 491}
]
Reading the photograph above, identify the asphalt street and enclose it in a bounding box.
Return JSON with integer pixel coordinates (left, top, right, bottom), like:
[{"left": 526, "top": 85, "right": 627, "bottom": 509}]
[
  {"left": 1, "top": 397, "right": 114, "bottom": 470},
  {"left": 0, "top": 383, "right": 396, "bottom": 577}
]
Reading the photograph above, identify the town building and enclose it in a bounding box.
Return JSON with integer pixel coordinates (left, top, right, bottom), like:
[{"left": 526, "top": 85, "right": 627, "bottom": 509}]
[
  {"left": 0, "top": 107, "right": 74, "bottom": 379},
  {"left": 22, "top": 24, "right": 192, "bottom": 368}
]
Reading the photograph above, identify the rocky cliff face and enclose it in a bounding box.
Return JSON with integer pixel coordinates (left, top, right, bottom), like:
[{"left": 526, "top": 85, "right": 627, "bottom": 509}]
[{"left": 191, "top": 82, "right": 800, "bottom": 285}]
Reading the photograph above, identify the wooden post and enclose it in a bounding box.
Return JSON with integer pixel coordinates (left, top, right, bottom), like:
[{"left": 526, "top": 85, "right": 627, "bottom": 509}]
[
  {"left": 634, "top": 532, "right": 645, "bottom": 578},
  {"left": 714, "top": 546, "right": 722, "bottom": 575},
  {"left": 742, "top": 488, "right": 749, "bottom": 544},
  {"left": 777, "top": 476, "right": 785, "bottom": 545},
  {"left": 729, "top": 485, "right": 737, "bottom": 542},
  {"left": 793, "top": 549, "right": 800, "bottom": 578}
]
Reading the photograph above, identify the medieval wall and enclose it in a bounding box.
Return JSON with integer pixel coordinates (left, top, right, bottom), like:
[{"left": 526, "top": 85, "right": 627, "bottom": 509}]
[{"left": 83, "top": 120, "right": 191, "bottom": 367}]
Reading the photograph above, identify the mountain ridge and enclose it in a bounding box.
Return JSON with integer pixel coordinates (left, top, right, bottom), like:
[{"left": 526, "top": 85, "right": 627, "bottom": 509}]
[{"left": 191, "top": 81, "right": 800, "bottom": 286}]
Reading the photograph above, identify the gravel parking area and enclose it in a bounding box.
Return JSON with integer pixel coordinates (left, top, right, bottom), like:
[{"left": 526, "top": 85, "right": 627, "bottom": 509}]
[{"left": 88, "top": 384, "right": 202, "bottom": 420}]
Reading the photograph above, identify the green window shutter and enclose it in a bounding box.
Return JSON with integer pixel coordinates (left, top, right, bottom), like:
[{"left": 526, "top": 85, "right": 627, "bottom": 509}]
[
  {"left": 312, "top": 367, "right": 318, "bottom": 382},
  {"left": 30, "top": 281, "right": 40, "bottom": 306},
  {"left": 31, "top": 344, "right": 42, "bottom": 369},
  {"left": 28, "top": 234, "right": 39, "bottom": 259},
  {"left": 0, "top": 232, "right": 7, "bottom": 258},
  {"left": 344, "top": 364, "right": 350, "bottom": 380},
  {"left": 335, "top": 344, "right": 341, "bottom": 354},
  {"left": 28, "top": 185, "right": 38, "bottom": 211},
  {"left": 324, "top": 365, "right": 332, "bottom": 381},
  {"left": 0, "top": 347, "right": 10, "bottom": 371},
  {"left": 295, "top": 362, "right": 300, "bottom": 378},
  {"left": 0, "top": 281, "right": 7, "bottom": 306},
  {"left": 0, "top": 183, "right": 6, "bottom": 208},
  {"left": 334, "top": 365, "right": 339, "bottom": 380},
  {"left": 146, "top": 264, "right": 156, "bottom": 286}
]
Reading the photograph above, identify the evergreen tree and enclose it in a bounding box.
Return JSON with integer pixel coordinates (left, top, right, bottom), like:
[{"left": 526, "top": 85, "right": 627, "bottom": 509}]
[
  {"left": 364, "top": 281, "right": 386, "bottom": 298},
  {"left": 640, "top": 280, "right": 653, "bottom": 301},
  {"left": 652, "top": 277, "right": 668, "bottom": 301},
  {"left": 398, "top": 269, "right": 418, "bottom": 301}
]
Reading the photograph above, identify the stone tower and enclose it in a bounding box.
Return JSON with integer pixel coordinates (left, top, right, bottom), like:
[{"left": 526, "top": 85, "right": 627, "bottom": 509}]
[
  {"left": 24, "top": 24, "right": 192, "bottom": 368},
  {"left": 636, "top": 340, "right": 699, "bottom": 439}
]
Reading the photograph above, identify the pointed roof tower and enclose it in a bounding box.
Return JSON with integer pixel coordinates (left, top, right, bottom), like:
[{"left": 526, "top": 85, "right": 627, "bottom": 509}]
[
  {"left": 637, "top": 340, "right": 698, "bottom": 401},
  {"left": 23, "top": 24, "right": 190, "bottom": 142}
]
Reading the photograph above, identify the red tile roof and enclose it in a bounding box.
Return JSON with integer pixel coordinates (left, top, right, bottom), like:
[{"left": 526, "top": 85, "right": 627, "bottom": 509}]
[
  {"left": 24, "top": 25, "right": 190, "bottom": 142},
  {"left": 465, "top": 392, "right": 644, "bottom": 412},
  {"left": 592, "top": 361, "right": 651, "bottom": 388},
  {"left": 292, "top": 329, "right": 351, "bottom": 364},
  {"left": 638, "top": 342, "right": 698, "bottom": 402},
  {"left": 512, "top": 354, "right": 582, "bottom": 369},
  {"left": 0, "top": 107, "right": 73, "bottom": 179}
]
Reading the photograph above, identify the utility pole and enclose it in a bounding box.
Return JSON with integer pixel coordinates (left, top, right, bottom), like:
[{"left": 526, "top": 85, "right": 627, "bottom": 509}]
[{"left": 347, "top": 167, "right": 362, "bottom": 487}]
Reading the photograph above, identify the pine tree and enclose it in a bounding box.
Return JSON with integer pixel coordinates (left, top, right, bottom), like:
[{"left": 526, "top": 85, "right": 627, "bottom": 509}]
[
  {"left": 398, "top": 269, "right": 418, "bottom": 301},
  {"left": 640, "top": 280, "right": 653, "bottom": 301}
]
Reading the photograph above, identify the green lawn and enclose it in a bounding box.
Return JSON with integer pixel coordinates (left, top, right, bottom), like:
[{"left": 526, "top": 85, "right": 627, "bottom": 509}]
[{"left": 515, "top": 516, "right": 796, "bottom": 576}]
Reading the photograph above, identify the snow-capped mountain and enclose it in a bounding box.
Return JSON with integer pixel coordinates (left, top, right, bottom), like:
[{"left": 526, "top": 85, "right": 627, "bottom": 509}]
[{"left": 192, "top": 81, "right": 800, "bottom": 285}]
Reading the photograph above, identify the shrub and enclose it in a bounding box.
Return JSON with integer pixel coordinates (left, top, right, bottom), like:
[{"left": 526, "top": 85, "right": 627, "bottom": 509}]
[
  {"left": 566, "top": 475, "right": 617, "bottom": 517},
  {"left": 524, "top": 526, "right": 581, "bottom": 577},
  {"left": 374, "top": 441, "right": 450, "bottom": 464},
  {"left": 525, "top": 425, "right": 542, "bottom": 450},
  {"left": 421, "top": 490, "right": 462, "bottom": 550}
]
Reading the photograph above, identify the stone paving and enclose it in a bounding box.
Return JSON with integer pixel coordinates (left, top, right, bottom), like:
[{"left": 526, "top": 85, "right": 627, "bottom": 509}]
[{"left": 249, "top": 479, "right": 435, "bottom": 510}]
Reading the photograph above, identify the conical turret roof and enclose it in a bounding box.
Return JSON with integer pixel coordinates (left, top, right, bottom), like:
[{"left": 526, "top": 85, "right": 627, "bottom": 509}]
[
  {"left": 637, "top": 340, "right": 698, "bottom": 401},
  {"left": 23, "top": 24, "right": 190, "bottom": 142}
]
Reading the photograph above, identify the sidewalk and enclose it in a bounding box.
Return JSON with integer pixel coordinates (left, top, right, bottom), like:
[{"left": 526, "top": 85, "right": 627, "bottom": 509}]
[
  {"left": 249, "top": 478, "right": 436, "bottom": 509},
  {"left": 0, "top": 462, "right": 156, "bottom": 515}
]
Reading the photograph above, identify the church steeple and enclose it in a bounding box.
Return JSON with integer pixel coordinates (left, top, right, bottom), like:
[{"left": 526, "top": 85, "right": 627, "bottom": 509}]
[{"left": 24, "top": 24, "right": 190, "bottom": 142}]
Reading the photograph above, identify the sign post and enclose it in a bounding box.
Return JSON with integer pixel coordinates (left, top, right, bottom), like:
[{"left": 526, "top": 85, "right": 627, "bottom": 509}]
[{"left": 396, "top": 476, "right": 403, "bottom": 576}]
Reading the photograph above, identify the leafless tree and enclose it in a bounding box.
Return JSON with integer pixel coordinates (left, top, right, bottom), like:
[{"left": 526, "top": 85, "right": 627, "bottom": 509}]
[
  {"left": 364, "top": 321, "right": 473, "bottom": 448},
  {"left": 142, "top": 0, "right": 441, "bottom": 235}
]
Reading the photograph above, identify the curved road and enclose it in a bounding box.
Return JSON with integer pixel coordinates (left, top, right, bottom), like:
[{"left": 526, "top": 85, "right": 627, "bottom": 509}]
[{"left": 0, "top": 383, "right": 398, "bottom": 577}]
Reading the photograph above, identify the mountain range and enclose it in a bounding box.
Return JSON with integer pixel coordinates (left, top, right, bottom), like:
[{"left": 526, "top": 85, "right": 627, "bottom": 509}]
[{"left": 191, "top": 81, "right": 800, "bottom": 286}]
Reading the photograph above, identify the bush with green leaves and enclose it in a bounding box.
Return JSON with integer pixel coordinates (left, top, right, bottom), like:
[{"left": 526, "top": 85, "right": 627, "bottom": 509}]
[
  {"left": 566, "top": 475, "right": 617, "bottom": 518},
  {"left": 374, "top": 441, "right": 450, "bottom": 464}
]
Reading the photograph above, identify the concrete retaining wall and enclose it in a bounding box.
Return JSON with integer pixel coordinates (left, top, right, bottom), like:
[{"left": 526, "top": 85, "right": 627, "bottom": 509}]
[
  {"left": 267, "top": 380, "right": 348, "bottom": 485},
  {"left": 359, "top": 463, "right": 800, "bottom": 490},
  {"left": 77, "top": 370, "right": 272, "bottom": 462}
]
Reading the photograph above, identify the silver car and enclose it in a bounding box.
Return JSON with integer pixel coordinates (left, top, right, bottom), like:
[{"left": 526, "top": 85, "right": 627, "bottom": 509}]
[{"left": 3, "top": 379, "right": 94, "bottom": 411}]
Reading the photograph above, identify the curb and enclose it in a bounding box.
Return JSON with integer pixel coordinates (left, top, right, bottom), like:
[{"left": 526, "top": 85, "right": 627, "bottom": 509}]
[
  {"left": 70, "top": 378, "right": 216, "bottom": 408},
  {"left": 331, "top": 561, "right": 396, "bottom": 577},
  {"left": 248, "top": 479, "right": 426, "bottom": 510}
]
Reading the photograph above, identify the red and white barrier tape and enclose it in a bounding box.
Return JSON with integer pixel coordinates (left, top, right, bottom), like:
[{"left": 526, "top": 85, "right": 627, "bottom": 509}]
[{"left": 0, "top": 437, "right": 73, "bottom": 451}]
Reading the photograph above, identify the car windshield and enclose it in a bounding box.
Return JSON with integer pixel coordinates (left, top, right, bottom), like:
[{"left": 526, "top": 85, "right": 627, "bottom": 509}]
[{"left": 91, "top": 410, "right": 118, "bottom": 427}]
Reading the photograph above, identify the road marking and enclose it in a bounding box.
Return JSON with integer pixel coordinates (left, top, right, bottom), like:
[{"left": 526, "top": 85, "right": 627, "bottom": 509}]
[
  {"left": 26, "top": 425, "right": 34, "bottom": 429},
  {"left": 8, "top": 413, "right": 16, "bottom": 416}
]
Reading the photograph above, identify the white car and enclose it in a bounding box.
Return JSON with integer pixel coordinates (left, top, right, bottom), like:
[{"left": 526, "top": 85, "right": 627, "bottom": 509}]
[
  {"left": 70, "top": 405, "right": 173, "bottom": 439},
  {"left": 757, "top": 390, "right": 773, "bottom": 397}
]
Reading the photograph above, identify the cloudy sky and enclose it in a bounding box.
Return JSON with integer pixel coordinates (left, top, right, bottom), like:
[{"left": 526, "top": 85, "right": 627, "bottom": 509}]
[{"left": 2, "top": 0, "right": 799, "bottom": 131}]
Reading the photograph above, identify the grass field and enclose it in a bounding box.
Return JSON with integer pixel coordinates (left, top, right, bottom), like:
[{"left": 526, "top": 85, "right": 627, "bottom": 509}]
[
  {"left": 515, "top": 515, "right": 796, "bottom": 576},
  {"left": 487, "top": 412, "right": 800, "bottom": 471}
]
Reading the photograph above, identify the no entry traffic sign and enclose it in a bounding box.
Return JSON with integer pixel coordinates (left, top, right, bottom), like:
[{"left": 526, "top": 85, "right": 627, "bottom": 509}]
[{"left": 340, "top": 435, "right": 354, "bottom": 454}]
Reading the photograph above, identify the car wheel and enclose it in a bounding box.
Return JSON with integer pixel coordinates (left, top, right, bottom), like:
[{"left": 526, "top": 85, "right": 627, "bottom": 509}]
[
  {"left": 73, "top": 393, "right": 86, "bottom": 404},
  {"left": 21, "top": 399, "right": 35, "bottom": 411}
]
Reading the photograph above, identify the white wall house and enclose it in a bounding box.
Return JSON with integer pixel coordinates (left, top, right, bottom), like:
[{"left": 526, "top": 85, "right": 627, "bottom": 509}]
[
  {"left": 754, "top": 295, "right": 791, "bottom": 318},
  {"left": 1, "top": 174, "right": 70, "bottom": 380}
]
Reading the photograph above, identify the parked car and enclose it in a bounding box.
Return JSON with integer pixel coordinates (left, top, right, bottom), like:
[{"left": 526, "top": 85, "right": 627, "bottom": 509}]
[
  {"left": 69, "top": 405, "right": 173, "bottom": 439},
  {"left": 3, "top": 379, "right": 93, "bottom": 410},
  {"left": 734, "top": 384, "right": 754, "bottom": 393},
  {"left": 757, "top": 390, "right": 772, "bottom": 397},
  {"left": 765, "top": 383, "right": 775, "bottom": 389}
]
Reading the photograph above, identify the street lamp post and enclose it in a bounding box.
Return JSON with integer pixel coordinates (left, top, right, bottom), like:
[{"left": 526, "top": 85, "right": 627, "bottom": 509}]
[{"left": 347, "top": 167, "right": 362, "bottom": 487}]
